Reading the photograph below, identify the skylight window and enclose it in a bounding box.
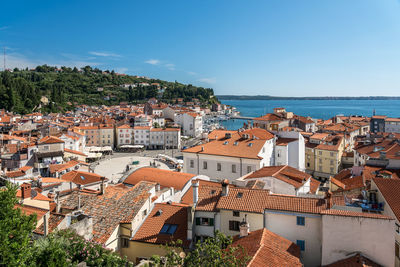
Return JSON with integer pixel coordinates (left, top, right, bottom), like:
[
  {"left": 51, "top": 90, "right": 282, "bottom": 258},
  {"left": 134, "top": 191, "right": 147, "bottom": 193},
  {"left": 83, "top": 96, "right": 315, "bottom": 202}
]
[
  {"left": 223, "top": 141, "right": 229, "bottom": 145},
  {"left": 248, "top": 143, "right": 253, "bottom": 147},
  {"left": 160, "top": 223, "right": 178, "bottom": 235},
  {"left": 236, "top": 192, "right": 243, "bottom": 198},
  {"left": 234, "top": 141, "right": 238, "bottom": 146},
  {"left": 80, "top": 175, "right": 85, "bottom": 180}
]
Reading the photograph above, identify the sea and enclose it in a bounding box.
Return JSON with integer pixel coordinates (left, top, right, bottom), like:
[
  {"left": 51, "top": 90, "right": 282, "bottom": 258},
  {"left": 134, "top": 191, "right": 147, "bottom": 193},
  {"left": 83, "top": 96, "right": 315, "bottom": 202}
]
[{"left": 220, "top": 99, "right": 400, "bottom": 130}]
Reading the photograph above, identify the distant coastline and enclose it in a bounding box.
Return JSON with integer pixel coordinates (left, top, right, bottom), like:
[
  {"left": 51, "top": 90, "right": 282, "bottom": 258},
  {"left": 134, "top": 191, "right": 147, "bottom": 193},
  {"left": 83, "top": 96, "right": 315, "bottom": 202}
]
[{"left": 217, "top": 95, "right": 400, "bottom": 100}]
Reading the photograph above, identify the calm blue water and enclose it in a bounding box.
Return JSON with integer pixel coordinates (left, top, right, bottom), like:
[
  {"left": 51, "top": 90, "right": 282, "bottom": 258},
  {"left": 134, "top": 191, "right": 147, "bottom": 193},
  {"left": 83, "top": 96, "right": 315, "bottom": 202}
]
[{"left": 221, "top": 99, "right": 400, "bottom": 130}]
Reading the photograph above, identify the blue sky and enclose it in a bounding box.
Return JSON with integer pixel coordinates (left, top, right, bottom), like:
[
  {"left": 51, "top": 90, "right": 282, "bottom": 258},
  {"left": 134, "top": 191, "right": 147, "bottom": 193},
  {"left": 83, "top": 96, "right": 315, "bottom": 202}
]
[{"left": 1, "top": 0, "right": 400, "bottom": 96}]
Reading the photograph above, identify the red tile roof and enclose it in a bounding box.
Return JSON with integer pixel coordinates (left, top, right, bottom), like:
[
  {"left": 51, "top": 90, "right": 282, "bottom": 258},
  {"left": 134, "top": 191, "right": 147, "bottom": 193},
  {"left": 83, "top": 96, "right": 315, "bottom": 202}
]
[
  {"left": 61, "top": 170, "right": 104, "bottom": 185},
  {"left": 38, "top": 136, "right": 64, "bottom": 144},
  {"left": 373, "top": 178, "right": 400, "bottom": 221},
  {"left": 324, "top": 252, "right": 382, "bottom": 267},
  {"left": 231, "top": 228, "right": 301, "bottom": 267},
  {"left": 124, "top": 168, "right": 195, "bottom": 191},
  {"left": 183, "top": 132, "right": 267, "bottom": 159},
  {"left": 132, "top": 203, "right": 189, "bottom": 246}
]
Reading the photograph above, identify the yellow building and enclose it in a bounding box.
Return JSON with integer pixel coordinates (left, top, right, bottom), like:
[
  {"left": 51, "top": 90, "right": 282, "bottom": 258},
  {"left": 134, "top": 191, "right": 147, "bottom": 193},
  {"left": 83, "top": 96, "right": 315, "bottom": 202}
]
[{"left": 304, "top": 134, "right": 344, "bottom": 180}]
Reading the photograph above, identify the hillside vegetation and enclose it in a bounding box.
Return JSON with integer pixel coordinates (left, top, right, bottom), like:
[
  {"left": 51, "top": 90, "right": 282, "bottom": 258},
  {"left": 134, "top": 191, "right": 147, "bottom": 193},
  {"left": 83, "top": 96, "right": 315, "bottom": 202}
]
[{"left": 0, "top": 65, "right": 218, "bottom": 114}]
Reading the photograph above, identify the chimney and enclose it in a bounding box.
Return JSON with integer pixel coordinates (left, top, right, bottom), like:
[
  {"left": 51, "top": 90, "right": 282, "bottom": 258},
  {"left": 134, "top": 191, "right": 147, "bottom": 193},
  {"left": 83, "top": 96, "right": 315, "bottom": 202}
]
[
  {"left": 221, "top": 179, "right": 229, "bottom": 196},
  {"left": 100, "top": 177, "right": 105, "bottom": 195},
  {"left": 192, "top": 180, "right": 199, "bottom": 207},
  {"left": 43, "top": 213, "right": 49, "bottom": 236},
  {"left": 155, "top": 183, "right": 161, "bottom": 192},
  {"left": 239, "top": 214, "right": 250, "bottom": 238},
  {"left": 77, "top": 185, "right": 82, "bottom": 210},
  {"left": 21, "top": 183, "right": 31, "bottom": 199},
  {"left": 325, "top": 190, "right": 332, "bottom": 209},
  {"left": 55, "top": 191, "right": 60, "bottom": 213},
  {"left": 201, "top": 146, "right": 204, "bottom": 152}
]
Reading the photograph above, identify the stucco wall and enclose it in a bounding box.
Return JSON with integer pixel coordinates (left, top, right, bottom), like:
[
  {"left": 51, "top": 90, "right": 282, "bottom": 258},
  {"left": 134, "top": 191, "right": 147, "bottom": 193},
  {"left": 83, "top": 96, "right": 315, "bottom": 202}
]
[
  {"left": 220, "top": 210, "right": 264, "bottom": 237},
  {"left": 321, "top": 215, "right": 394, "bottom": 267},
  {"left": 264, "top": 210, "right": 322, "bottom": 267}
]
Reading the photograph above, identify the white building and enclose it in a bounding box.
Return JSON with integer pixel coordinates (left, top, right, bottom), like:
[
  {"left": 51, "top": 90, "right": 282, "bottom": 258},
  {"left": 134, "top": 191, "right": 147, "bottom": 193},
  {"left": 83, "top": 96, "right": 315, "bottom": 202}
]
[
  {"left": 149, "top": 128, "right": 181, "bottom": 149},
  {"left": 133, "top": 126, "right": 150, "bottom": 147},
  {"left": 185, "top": 182, "right": 395, "bottom": 267},
  {"left": 236, "top": 165, "right": 319, "bottom": 195},
  {"left": 182, "top": 130, "right": 275, "bottom": 181},
  {"left": 274, "top": 131, "right": 305, "bottom": 171},
  {"left": 116, "top": 124, "right": 134, "bottom": 147},
  {"left": 176, "top": 112, "right": 203, "bottom": 137}
]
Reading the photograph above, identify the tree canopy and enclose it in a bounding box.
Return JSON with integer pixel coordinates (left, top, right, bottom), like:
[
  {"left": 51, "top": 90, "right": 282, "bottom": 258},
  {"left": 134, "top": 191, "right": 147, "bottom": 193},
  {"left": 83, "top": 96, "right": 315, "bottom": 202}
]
[{"left": 0, "top": 66, "right": 219, "bottom": 114}]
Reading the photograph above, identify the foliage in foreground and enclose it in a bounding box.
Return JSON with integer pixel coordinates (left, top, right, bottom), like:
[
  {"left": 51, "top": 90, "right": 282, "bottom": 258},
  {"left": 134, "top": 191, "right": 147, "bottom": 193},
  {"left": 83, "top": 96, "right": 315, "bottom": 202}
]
[
  {"left": 150, "top": 231, "right": 249, "bottom": 267},
  {"left": 0, "top": 182, "right": 36, "bottom": 266},
  {"left": 30, "top": 229, "right": 132, "bottom": 267},
  {"left": 0, "top": 181, "right": 131, "bottom": 267}
]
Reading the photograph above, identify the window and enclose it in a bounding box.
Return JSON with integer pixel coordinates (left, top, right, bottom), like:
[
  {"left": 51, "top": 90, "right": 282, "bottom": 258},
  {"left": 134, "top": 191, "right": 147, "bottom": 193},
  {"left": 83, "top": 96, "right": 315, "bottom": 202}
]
[
  {"left": 330, "top": 167, "right": 334, "bottom": 173},
  {"left": 396, "top": 242, "right": 400, "bottom": 259},
  {"left": 330, "top": 160, "right": 334, "bottom": 165},
  {"left": 121, "top": 238, "right": 129, "bottom": 248},
  {"left": 160, "top": 224, "right": 178, "bottom": 235},
  {"left": 195, "top": 217, "right": 214, "bottom": 226},
  {"left": 43, "top": 145, "right": 49, "bottom": 151},
  {"left": 232, "top": 164, "right": 236, "bottom": 173},
  {"left": 296, "top": 216, "right": 305, "bottom": 226},
  {"left": 319, "top": 151, "right": 322, "bottom": 155},
  {"left": 203, "top": 161, "right": 208, "bottom": 170},
  {"left": 319, "top": 166, "right": 322, "bottom": 172},
  {"left": 217, "top": 163, "right": 221, "bottom": 171},
  {"left": 229, "top": 221, "right": 240, "bottom": 231},
  {"left": 296, "top": 240, "right": 305, "bottom": 251},
  {"left": 142, "top": 209, "right": 147, "bottom": 217},
  {"left": 330, "top": 152, "right": 334, "bottom": 157},
  {"left": 307, "top": 163, "right": 310, "bottom": 167},
  {"left": 277, "top": 151, "right": 281, "bottom": 158},
  {"left": 233, "top": 211, "right": 240, "bottom": 217},
  {"left": 319, "top": 158, "right": 322, "bottom": 164},
  {"left": 247, "top": 166, "right": 252, "bottom": 173},
  {"left": 396, "top": 223, "right": 400, "bottom": 234}
]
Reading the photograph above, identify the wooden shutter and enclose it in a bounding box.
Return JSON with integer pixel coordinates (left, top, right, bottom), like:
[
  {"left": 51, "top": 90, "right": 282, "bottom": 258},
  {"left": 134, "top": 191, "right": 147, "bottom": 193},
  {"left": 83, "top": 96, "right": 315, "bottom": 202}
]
[
  {"left": 196, "top": 217, "right": 200, "bottom": 225},
  {"left": 229, "top": 221, "right": 233, "bottom": 230},
  {"left": 209, "top": 218, "right": 214, "bottom": 226}
]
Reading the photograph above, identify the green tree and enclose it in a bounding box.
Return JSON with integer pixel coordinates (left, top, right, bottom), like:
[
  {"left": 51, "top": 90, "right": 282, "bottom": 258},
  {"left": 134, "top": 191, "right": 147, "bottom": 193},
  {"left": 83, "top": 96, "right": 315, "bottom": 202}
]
[
  {"left": 0, "top": 182, "right": 37, "bottom": 266},
  {"left": 151, "top": 231, "right": 249, "bottom": 267}
]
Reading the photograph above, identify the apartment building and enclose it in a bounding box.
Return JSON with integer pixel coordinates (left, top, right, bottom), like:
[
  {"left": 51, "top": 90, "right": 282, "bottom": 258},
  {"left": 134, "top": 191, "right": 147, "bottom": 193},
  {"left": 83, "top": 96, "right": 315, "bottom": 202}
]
[
  {"left": 116, "top": 124, "right": 134, "bottom": 147},
  {"left": 304, "top": 133, "right": 345, "bottom": 180},
  {"left": 149, "top": 128, "right": 180, "bottom": 149}
]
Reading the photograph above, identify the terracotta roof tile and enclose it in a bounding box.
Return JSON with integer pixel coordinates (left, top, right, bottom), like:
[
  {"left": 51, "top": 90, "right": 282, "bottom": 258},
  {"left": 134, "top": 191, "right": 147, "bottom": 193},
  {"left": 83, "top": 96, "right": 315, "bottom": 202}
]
[
  {"left": 373, "top": 178, "right": 400, "bottom": 221},
  {"left": 132, "top": 203, "right": 189, "bottom": 246},
  {"left": 124, "top": 168, "right": 195, "bottom": 191},
  {"left": 232, "top": 228, "right": 302, "bottom": 267}
]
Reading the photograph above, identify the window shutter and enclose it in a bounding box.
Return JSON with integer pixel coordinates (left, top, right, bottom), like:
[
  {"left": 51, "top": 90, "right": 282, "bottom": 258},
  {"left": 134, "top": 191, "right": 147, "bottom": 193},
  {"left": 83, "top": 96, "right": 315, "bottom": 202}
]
[
  {"left": 209, "top": 218, "right": 214, "bottom": 226},
  {"left": 196, "top": 217, "right": 200, "bottom": 225},
  {"left": 229, "top": 221, "right": 233, "bottom": 230}
]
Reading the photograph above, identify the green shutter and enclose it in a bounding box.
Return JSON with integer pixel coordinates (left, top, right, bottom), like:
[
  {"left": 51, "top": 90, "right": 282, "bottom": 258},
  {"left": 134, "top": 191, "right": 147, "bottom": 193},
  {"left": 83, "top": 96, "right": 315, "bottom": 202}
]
[
  {"left": 196, "top": 217, "right": 200, "bottom": 225},
  {"left": 209, "top": 218, "right": 214, "bottom": 226}
]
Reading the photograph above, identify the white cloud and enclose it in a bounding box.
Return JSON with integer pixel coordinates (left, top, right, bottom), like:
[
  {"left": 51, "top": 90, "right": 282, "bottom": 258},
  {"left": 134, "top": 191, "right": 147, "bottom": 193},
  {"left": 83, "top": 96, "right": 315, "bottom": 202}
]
[
  {"left": 0, "top": 26, "right": 9, "bottom": 31},
  {"left": 165, "top": 63, "right": 175, "bottom": 70},
  {"left": 89, "top": 51, "right": 121, "bottom": 58},
  {"left": 145, "top": 59, "right": 161, "bottom": 65},
  {"left": 187, "top": 71, "right": 197, "bottom": 75},
  {"left": 197, "top": 77, "right": 216, "bottom": 84}
]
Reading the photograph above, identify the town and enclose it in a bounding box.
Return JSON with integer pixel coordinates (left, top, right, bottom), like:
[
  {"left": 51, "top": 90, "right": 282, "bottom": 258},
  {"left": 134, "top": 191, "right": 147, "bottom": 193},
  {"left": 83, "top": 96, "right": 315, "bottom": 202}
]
[{"left": 1, "top": 93, "right": 400, "bottom": 266}]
